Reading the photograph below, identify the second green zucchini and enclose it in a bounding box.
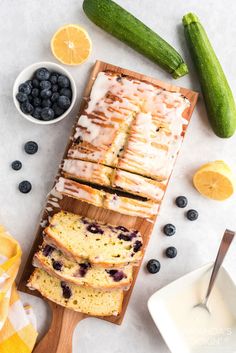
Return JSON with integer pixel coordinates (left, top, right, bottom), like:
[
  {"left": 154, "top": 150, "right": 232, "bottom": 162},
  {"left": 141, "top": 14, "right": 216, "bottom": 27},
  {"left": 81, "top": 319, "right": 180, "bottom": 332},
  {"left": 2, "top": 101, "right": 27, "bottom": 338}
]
[{"left": 183, "top": 13, "right": 236, "bottom": 138}]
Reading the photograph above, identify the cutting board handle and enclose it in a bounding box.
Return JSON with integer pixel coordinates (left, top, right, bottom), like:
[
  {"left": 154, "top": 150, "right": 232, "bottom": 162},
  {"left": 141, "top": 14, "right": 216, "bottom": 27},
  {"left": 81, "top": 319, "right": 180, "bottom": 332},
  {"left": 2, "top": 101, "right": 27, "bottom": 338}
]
[{"left": 33, "top": 302, "right": 85, "bottom": 353}]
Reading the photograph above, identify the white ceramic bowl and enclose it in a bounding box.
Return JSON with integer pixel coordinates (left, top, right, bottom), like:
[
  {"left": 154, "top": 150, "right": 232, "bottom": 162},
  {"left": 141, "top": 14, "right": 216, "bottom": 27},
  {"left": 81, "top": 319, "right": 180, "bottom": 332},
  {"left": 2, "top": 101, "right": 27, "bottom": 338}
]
[
  {"left": 148, "top": 263, "right": 236, "bottom": 353},
  {"left": 13, "top": 61, "right": 77, "bottom": 125}
]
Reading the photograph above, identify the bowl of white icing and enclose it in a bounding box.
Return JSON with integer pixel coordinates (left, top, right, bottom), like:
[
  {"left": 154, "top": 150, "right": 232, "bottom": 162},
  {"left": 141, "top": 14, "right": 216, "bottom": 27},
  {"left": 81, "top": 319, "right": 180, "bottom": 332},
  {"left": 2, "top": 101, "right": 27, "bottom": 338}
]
[{"left": 148, "top": 263, "right": 236, "bottom": 353}]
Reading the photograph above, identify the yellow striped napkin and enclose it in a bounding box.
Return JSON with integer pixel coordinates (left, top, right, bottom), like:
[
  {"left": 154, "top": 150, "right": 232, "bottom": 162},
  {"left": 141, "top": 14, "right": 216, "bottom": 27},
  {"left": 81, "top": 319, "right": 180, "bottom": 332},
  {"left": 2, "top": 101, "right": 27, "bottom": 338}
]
[{"left": 0, "top": 226, "right": 38, "bottom": 353}]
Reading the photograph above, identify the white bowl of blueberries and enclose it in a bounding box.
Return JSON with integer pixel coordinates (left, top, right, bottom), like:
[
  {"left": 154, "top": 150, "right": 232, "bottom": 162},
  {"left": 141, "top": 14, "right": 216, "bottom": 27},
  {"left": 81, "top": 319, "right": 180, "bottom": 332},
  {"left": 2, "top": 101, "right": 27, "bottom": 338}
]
[{"left": 13, "top": 61, "right": 77, "bottom": 124}]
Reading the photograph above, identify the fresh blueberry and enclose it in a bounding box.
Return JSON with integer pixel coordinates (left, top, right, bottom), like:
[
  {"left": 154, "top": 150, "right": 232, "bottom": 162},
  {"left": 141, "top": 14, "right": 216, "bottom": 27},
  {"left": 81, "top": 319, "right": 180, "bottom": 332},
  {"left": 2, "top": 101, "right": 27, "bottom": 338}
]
[
  {"left": 163, "top": 224, "right": 176, "bottom": 236},
  {"left": 86, "top": 224, "right": 104, "bottom": 234},
  {"left": 28, "top": 95, "right": 33, "bottom": 103},
  {"left": 51, "top": 92, "right": 60, "bottom": 103},
  {"left": 49, "top": 73, "right": 58, "bottom": 84},
  {"left": 52, "top": 103, "right": 64, "bottom": 117},
  {"left": 33, "top": 97, "right": 41, "bottom": 107},
  {"left": 18, "top": 180, "right": 32, "bottom": 194},
  {"left": 16, "top": 92, "right": 28, "bottom": 103},
  {"left": 118, "top": 233, "right": 131, "bottom": 241},
  {"left": 147, "top": 259, "right": 161, "bottom": 274},
  {"left": 39, "top": 80, "right": 51, "bottom": 90},
  {"left": 20, "top": 102, "right": 34, "bottom": 114},
  {"left": 11, "top": 160, "right": 22, "bottom": 171},
  {"left": 19, "top": 82, "right": 31, "bottom": 95},
  {"left": 41, "top": 107, "right": 55, "bottom": 121},
  {"left": 61, "top": 281, "right": 72, "bottom": 299},
  {"left": 186, "top": 209, "right": 198, "bottom": 221},
  {"left": 32, "top": 78, "right": 40, "bottom": 88},
  {"left": 60, "top": 88, "right": 72, "bottom": 99},
  {"left": 42, "top": 245, "right": 54, "bottom": 257},
  {"left": 57, "top": 95, "right": 71, "bottom": 110},
  {"left": 116, "top": 226, "right": 129, "bottom": 232},
  {"left": 24, "top": 141, "right": 38, "bottom": 155},
  {"left": 31, "top": 88, "right": 39, "bottom": 97},
  {"left": 41, "top": 99, "right": 52, "bottom": 108},
  {"left": 25, "top": 80, "right": 33, "bottom": 89},
  {"left": 40, "top": 89, "right": 52, "bottom": 99},
  {"left": 176, "top": 196, "right": 188, "bottom": 208},
  {"left": 52, "top": 260, "right": 63, "bottom": 271},
  {"left": 165, "top": 246, "right": 177, "bottom": 258},
  {"left": 52, "top": 84, "right": 59, "bottom": 93},
  {"left": 133, "top": 240, "right": 142, "bottom": 252},
  {"left": 32, "top": 107, "right": 42, "bottom": 119},
  {"left": 35, "top": 67, "right": 50, "bottom": 81},
  {"left": 58, "top": 75, "right": 70, "bottom": 88}
]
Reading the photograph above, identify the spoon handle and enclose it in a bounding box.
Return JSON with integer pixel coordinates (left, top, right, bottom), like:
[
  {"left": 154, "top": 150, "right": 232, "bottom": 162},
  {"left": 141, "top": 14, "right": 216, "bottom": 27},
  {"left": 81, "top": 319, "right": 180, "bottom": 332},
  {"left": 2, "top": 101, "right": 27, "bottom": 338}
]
[{"left": 205, "top": 229, "right": 235, "bottom": 304}]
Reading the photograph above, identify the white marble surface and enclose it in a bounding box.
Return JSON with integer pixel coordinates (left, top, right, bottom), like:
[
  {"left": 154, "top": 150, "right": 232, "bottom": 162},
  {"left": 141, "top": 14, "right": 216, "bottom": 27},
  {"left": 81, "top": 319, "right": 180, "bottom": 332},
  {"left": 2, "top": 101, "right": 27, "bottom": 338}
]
[{"left": 1, "top": 1, "right": 236, "bottom": 352}]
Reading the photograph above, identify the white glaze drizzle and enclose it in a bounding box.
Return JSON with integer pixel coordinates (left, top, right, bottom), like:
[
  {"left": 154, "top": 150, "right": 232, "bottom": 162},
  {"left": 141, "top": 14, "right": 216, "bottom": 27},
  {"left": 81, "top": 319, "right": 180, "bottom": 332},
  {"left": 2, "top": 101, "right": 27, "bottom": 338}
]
[{"left": 69, "top": 72, "right": 190, "bottom": 180}]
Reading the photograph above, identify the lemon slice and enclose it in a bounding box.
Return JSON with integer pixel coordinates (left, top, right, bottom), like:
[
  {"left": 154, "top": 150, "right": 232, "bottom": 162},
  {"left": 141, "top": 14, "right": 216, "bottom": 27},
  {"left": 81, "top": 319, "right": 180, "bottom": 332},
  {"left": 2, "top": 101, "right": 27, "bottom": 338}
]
[
  {"left": 193, "top": 161, "right": 235, "bottom": 201},
  {"left": 51, "top": 24, "right": 92, "bottom": 65}
]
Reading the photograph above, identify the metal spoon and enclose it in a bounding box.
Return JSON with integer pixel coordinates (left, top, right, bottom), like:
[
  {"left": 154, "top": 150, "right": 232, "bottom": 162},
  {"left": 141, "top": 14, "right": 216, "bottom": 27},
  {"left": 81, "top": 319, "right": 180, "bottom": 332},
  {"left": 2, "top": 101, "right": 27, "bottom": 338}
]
[{"left": 194, "top": 229, "right": 235, "bottom": 313}]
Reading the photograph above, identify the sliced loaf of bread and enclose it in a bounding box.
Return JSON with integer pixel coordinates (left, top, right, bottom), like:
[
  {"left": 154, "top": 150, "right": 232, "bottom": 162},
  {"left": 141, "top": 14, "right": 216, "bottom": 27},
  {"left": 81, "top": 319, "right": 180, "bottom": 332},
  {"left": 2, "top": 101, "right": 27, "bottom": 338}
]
[
  {"left": 27, "top": 269, "right": 123, "bottom": 316},
  {"left": 44, "top": 211, "right": 143, "bottom": 267},
  {"left": 33, "top": 243, "right": 133, "bottom": 290}
]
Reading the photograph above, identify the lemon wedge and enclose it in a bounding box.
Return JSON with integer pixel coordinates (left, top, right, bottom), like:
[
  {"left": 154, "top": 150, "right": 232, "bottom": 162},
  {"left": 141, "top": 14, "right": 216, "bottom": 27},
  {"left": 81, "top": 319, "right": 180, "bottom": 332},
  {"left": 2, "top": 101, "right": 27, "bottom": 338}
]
[{"left": 193, "top": 161, "right": 235, "bottom": 201}]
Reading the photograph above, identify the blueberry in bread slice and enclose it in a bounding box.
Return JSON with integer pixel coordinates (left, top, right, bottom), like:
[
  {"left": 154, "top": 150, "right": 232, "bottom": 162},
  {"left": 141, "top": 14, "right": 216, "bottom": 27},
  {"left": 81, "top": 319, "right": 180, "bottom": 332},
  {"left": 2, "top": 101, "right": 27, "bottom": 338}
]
[
  {"left": 44, "top": 211, "right": 143, "bottom": 267},
  {"left": 27, "top": 269, "right": 123, "bottom": 316},
  {"left": 33, "top": 243, "right": 133, "bottom": 290}
]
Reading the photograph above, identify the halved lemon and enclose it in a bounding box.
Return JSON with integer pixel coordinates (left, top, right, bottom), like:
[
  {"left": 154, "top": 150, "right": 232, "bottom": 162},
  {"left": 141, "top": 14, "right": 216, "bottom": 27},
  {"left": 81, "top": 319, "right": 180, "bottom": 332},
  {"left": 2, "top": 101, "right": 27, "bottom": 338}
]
[
  {"left": 193, "top": 161, "right": 235, "bottom": 201},
  {"left": 51, "top": 24, "right": 92, "bottom": 65}
]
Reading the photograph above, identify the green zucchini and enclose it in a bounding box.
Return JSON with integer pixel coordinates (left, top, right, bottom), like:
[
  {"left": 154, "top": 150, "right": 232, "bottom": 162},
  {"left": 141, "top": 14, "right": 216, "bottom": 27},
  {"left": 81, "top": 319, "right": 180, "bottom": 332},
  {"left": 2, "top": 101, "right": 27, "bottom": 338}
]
[
  {"left": 83, "top": 0, "right": 188, "bottom": 78},
  {"left": 183, "top": 13, "right": 236, "bottom": 138}
]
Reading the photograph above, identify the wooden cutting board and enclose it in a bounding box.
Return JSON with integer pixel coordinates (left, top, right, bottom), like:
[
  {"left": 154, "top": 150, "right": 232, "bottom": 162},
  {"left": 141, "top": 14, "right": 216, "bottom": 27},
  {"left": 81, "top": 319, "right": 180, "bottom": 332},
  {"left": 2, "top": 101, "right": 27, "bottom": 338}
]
[{"left": 18, "top": 60, "right": 198, "bottom": 353}]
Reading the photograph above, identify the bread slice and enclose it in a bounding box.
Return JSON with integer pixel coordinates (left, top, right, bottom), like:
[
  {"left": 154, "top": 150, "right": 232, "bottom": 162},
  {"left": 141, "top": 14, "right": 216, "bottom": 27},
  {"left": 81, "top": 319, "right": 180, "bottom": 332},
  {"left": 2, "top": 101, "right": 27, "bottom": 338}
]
[
  {"left": 44, "top": 211, "right": 143, "bottom": 267},
  {"left": 27, "top": 269, "right": 123, "bottom": 316},
  {"left": 33, "top": 243, "right": 133, "bottom": 290},
  {"left": 55, "top": 177, "right": 159, "bottom": 218},
  {"left": 104, "top": 193, "right": 159, "bottom": 218},
  {"left": 117, "top": 112, "right": 185, "bottom": 181},
  {"left": 62, "top": 159, "right": 166, "bottom": 202},
  {"left": 55, "top": 177, "right": 104, "bottom": 207},
  {"left": 111, "top": 169, "right": 166, "bottom": 202},
  {"left": 63, "top": 159, "right": 113, "bottom": 187}
]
